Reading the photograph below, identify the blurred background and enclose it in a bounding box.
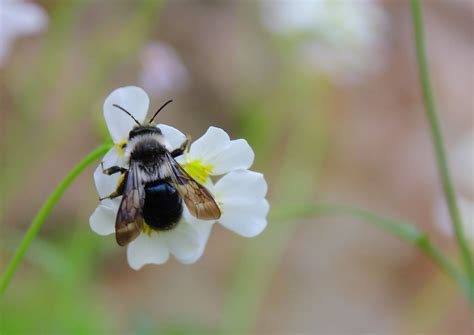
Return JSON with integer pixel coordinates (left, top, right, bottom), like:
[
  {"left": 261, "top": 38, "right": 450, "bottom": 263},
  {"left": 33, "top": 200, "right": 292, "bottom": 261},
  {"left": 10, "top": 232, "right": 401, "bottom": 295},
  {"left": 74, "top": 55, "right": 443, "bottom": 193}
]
[{"left": 0, "top": 0, "right": 473, "bottom": 334}]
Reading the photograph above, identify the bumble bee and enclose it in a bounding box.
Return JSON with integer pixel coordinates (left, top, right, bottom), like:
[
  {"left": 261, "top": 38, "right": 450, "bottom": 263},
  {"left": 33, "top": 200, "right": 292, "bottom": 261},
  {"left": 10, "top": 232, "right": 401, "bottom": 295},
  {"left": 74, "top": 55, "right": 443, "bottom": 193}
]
[{"left": 101, "top": 101, "right": 221, "bottom": 246}]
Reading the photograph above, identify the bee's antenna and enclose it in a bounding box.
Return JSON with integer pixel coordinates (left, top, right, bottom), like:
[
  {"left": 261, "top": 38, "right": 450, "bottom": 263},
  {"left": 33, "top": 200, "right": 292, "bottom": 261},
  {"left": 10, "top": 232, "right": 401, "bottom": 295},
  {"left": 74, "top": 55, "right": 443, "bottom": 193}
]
[
  {"left": 113, "top": 104, "right": 141, "bottom": 126},
  {"left": 149, "top": 100, "right": 173, "bottom": 124}
]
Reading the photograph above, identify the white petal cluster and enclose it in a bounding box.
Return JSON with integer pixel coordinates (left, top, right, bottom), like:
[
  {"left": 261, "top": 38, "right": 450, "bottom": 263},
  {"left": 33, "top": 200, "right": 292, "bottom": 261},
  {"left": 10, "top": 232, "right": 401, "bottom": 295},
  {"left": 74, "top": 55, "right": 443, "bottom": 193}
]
[
  {"left": 260, "top": 0, "right": 388, "bottom": 84},
  {"left": 174, "top": 133, "right": 268, "bottom": 237},
  {"left": 0, "top": 0, "right": 48, "bottom": 66},
  {"left": 90, "top": 86, "right": 269, "bottom": 269}
]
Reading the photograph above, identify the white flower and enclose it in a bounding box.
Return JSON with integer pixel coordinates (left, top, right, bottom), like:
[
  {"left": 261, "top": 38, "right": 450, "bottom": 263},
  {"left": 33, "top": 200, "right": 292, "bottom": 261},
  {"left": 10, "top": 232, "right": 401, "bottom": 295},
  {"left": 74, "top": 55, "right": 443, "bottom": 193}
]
[
  {"left": 174, "top": 128, "right": 268, "bottom": 237},
  {"left": 433, "top": 196, "right": 474, "bottom": 247},
  {"left": 0, "top": 0, "right": 48, "bottom": 66},
  {"left": 260, "top": 0, "right": 388, "bottom": 84},
  {"left": 451, "top": 130, "right": 474, "bottom": 198},
  {"left": 90, "top": 86, "right": 210, "bottom": 269},
  {"left": 90, "top": 86, "right": 269, "bottom": 269},
  {"left": 175, "top": 126, "right": 255, "bottom": 183},
  {"left": 210, "top": 170, "right": 269, "bottom": 237},
  {"left": 139, "top": 42, "right": 189, "bottom": 94},
  {"left": 433, "top": 129, "right": 474, "bottom": 250}
]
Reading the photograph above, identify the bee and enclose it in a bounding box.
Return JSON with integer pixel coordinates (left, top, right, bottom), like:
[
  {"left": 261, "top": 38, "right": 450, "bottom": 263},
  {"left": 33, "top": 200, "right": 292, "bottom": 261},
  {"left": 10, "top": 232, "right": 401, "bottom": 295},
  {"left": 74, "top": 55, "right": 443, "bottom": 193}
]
[{"left": 100, "top": 101, "right": 221, "bottom": 246}]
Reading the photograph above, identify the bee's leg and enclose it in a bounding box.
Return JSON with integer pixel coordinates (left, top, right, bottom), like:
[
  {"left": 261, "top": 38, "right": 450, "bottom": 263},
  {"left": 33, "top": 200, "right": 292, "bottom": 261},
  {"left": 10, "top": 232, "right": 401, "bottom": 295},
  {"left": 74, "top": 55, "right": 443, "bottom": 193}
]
[
  {"left": 171, "top": 135, "right": 191, "bottom": 158},
  {"left": 99, "top": 191, "right": 121, "bottom": 201},
  {"left": 99, "top": 172, "right": 127, "bottom": 201},
  {"left": 101, "top": 161, "right": 127, "bottom": 175}
]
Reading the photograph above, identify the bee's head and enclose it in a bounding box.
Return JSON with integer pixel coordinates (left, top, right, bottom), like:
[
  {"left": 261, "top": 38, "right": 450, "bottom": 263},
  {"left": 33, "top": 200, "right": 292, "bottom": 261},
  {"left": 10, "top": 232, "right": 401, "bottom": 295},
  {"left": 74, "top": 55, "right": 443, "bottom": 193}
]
[{"left": 129, "top": 126, "right": 162, "bottom": 140}]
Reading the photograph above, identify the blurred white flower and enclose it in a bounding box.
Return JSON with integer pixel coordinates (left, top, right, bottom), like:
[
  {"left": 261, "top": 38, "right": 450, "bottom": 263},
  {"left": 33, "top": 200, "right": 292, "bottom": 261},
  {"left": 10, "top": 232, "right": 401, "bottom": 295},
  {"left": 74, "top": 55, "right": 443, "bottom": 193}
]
[
  {"left": 0, "top": 0, "right": 48, "bottom": 66},
  {"left": 90, "top": 86, "right": 268, "bottom": 269},
  {"left": 451, "top": 130, "right": 474, "bottom": 197},
  {"left": 434, "top": 196, "right": 474, "bottom": 246},
  {"left": 261, "top": 0, "right": 388, "bottom": 84},
  {"left": 139, "top": 42, "right": 189, "bottom": 94},
  {"left": 433, "top": 129, "right": 474, "bottom": 248}
]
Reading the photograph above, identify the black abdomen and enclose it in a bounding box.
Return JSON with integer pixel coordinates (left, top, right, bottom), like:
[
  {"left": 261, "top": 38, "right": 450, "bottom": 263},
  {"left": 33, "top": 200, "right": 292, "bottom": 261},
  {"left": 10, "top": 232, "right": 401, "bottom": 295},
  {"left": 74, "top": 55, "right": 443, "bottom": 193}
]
[{"left": 143, "top": 182, "right": 183, "bottom": 231}]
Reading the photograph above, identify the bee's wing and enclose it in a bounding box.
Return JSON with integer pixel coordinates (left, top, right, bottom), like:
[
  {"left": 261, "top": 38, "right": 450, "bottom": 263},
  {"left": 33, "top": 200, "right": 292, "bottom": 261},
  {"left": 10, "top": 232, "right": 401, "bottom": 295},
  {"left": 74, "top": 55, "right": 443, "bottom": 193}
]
[
  {"left": 164, "top": 153, "right": 221, "bottom": 220},
  {"left": 115, "top": 161, "right": 145, "bottom": 246}
]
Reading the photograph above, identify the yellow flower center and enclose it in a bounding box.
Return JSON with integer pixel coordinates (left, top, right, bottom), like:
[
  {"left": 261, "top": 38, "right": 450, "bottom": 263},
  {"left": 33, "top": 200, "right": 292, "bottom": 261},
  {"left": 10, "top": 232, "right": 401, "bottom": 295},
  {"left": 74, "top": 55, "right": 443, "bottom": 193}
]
[
  {"left": 115, "top": 139, "right": 128, "bottom": 157},
  {"left": 182, "top": 160, "right": 214, "bottom": 184},
  {"left": 142, "top": 224, "right": 154, "bottom": 236}
]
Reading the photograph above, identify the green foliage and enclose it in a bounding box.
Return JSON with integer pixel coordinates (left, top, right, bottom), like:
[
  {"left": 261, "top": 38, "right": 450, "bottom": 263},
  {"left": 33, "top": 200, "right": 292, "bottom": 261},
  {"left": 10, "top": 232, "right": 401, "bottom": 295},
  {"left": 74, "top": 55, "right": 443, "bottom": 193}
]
[
  {"left": 1, "top": 229, "right": 114, "bottom": 334},
  {"left": 0, "top": 1, "right": 472, "bottom": 335}
]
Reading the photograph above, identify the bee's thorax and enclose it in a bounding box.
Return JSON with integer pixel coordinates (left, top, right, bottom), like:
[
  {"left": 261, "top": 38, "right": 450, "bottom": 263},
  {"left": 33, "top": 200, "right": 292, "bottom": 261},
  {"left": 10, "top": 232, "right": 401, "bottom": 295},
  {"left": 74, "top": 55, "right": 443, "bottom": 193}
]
[
  {"left": 130, "top": 138, "right": 165, "bottom": 162},
  {"left": 125, "top": 129, "right": 171, "bottom": 183},
  {"left": 127, "top": 129, "right": 166, "bottom": 159}
]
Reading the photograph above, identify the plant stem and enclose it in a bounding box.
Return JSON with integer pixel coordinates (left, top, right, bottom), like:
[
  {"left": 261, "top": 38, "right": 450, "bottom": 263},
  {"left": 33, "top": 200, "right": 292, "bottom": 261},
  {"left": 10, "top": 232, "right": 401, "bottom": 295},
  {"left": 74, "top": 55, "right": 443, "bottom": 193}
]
[
  {"left": 410, "top": 0, "right": 473, "bottom": 299},
  {"left": 220, "top": 203, "right": 471, "bottom": 334},
  {"left": 272, "top": 203, "right": 471, "bottom": 302},
  {"left": 0, "top": 143, "right": 111, "bottom": 298}
]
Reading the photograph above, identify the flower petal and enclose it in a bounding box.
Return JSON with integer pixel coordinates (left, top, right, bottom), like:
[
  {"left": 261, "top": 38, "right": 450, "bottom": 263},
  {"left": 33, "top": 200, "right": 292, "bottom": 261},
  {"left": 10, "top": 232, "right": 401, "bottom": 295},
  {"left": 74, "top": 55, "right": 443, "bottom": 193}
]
[
  {"left": 214, "top": 170, "right": 268, "bottom": 202},
  {"left": 89, "top": 200, "right": 118, "bottom": 236},
  {"left": 177, "top": 219, "right": 214, "bottom": 264},
  {"left": 188, "top": 126, "right": 230, "bottom": 162},
  {"left": 0, "top": 1, "right": 48, "bottom": 66},
  {"left": 103, "top": 86, "right": 149, "bottom": 143},
  {"left": 168, "top": 209, "right": 215, "bottom": 264},
  {"left": 163, "top": 219, "right": 204, "bottom": 263},
  {"left": 212, "top": 170, "right": 269, "bottom": 237},
  {"left": 219, "top": 199, "right": 269, "bottom": 237},
  {"left": 127, "top": 234, "right": 170, "bottom": 270},
  {"left": 210, "top": 139, "right": 255, "bottom": 175},
  {"left": 93, "top": 148, "right": 121, "bottom": 199},
  {"left": 157, "top": 124, "right": 187, "bottom": 152},
  {"left": 164, "top": 222, "right": 199, "bottom": 259},
  {"left": 2, "top": 1, "right": 48, "bottom": 36}
]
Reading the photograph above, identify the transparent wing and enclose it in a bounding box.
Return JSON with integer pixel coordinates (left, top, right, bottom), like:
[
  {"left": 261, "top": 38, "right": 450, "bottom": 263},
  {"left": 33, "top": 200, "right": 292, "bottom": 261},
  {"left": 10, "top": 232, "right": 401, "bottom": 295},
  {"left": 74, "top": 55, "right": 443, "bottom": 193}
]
[
  {"left": 115, "top": 161, "right": 145, "bottom": 246},
  {"left": 164, "top": 153, "right": 221, "bottom": 220}
]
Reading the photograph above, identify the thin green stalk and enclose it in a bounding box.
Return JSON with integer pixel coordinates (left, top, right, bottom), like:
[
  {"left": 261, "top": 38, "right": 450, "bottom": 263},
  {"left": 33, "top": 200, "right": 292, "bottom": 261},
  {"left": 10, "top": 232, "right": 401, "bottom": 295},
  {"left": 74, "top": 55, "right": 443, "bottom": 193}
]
[
  {"left": 0, "top": 143, "right": 111, "bottom": 298},
  {"left": 410, "top": 0, "right": 473, "bottom": 297},
  {"left": 272, "top": 203, "right": 470, "bottom": 300},
  {"left": 220, "top": 203, "right": 471, "bottom": 334}
]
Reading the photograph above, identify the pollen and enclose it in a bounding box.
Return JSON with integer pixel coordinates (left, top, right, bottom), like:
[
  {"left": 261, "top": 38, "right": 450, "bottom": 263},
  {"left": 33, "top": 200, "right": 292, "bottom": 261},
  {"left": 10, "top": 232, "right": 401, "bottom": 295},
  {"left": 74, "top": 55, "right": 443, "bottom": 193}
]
[
  {"left": 115, "top": 139, "right": 128, "bottom": 157},
  {"left": 182, "top": 160, "right": 213, "bottom": 184},
  {"left": 142, "top": 224, "right": 154, "bottom": 237}
]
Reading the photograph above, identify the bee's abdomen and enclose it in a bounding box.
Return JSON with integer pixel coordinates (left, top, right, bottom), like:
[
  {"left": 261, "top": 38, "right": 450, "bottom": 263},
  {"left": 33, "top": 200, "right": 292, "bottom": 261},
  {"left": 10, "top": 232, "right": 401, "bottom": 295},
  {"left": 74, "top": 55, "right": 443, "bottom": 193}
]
[{"left": 143, "top": 181, "right": 183, "bottom": 231}]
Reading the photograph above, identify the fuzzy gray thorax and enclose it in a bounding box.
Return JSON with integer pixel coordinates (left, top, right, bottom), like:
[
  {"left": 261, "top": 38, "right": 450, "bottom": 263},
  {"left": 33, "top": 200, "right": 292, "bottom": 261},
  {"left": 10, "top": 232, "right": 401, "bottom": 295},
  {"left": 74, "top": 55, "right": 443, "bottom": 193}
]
[{"left": 124, "top": 132, "right": 172, "bottom": 183}]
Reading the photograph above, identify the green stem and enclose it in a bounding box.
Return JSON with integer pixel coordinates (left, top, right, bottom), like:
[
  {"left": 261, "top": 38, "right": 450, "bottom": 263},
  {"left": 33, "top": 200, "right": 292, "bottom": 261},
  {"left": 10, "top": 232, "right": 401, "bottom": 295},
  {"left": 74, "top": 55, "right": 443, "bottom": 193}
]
[
  {"left": 221, "top": 204, "right": 472, "bottom": 334},
  {"left": 0, "top": 143, "right": 111, "bottom": 298},
  {"left": 272, "top": 203, "right": 471, "bottom": 302},
  {"left": 410, "top": 0, "right": 473, "bottom": 298}
]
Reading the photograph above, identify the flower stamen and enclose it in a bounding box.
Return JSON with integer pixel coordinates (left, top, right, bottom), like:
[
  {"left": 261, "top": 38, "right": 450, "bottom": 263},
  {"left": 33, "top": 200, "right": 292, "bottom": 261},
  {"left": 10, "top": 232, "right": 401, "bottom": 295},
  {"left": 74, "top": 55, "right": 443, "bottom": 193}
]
[
  {"left": 115, "top": 140, "right": 128, "bottom": 157},
  {"left": 142, "top": 224, "right": 153, "bottom": 237},
  {"left": 182, "top": 160, "right": 213, "bottom": 184}
]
